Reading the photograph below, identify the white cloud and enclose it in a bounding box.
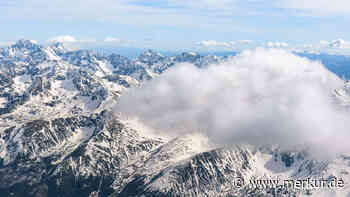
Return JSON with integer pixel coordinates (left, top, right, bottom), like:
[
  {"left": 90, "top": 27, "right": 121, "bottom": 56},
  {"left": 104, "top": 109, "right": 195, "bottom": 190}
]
[
  {"left": 265, "top": 41, "right": 289, "bottom": 48},
  {"left": 0, "top": 1, "right": 277, "bottom": 42},
  {"left": 115, "top": 48, "right": 350, "bottom": 158},
  {"left": 319, "top": 39, "right": 350, "bottom": 49},
  {"left": 302, "top": 44, "right": 313, "bottom": 49},
  {"left": 167, "top": 0, "right": 234, "bottom": 10},
  {"left": 104, "top": 37, "right": 122, "bottom": 43},
  {"left": 328, "top": 39, "right": 349, "bottom": 49},
  {"left": 319, "top": 40, "right": 330, "bottom": 45},
  {"left": 197, "top": 40, "right": 253, "bottom": 48},
  {"left": 48, "top": 35, "right": 77, "bottom": 43},
  {"left": 237, "top": 40, "right": 253, "bottom": 44},
  {"left": 0, "top": 0, "right": 236, "bottom": 29},
  {"left": 197, "top": 40, "right": 232, "bottom": 47},
  {"left": 48, "top": 35, "right": 97, "bottom": 44},
  {"left": 297, "top": 39, "right": 350, "bottom": 55}
]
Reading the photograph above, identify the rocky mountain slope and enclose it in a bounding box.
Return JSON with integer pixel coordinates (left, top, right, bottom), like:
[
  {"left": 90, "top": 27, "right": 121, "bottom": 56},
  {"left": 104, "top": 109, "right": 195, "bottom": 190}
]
[{"left": 0, "top": 40, "right": 349, "bottom": 197}]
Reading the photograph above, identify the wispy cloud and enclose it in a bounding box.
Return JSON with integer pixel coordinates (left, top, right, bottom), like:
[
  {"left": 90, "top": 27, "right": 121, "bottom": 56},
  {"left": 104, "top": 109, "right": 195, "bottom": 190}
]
[
  {"left": 0, "top": 0, "right": 305, "bottom": 28},
  {"left": 1, "top": 0, "right": 350, "bottom": 51},
  {"left": 301, "top": 39, "right": 350, "bottom": 52},
  {"left": 197, "top": 40, "right": 253, "bottom": 48},
  {"left": 277, "top": 0, "right": 350, "bottom": 15},
  {"left": 237, "top": 40, "right": 253, "bottom": 44},
  {"left": 47, "top": 35, "right": 96, "bottom": 43},
  {"left": 104, "top": 37, "right": 122, "bottom": 43},
  {"left": 48, "top": 35, "right": 77, "bottom": 43},
  {"left": 164, "top": 0, "right": 235, "bottom": 10},
  {"left": 265, "top": 41, "right": 289, "bottom": 48},
  {"left": 197, "top": 40, "right": 292, "bottom": 50},
  {"left": 321, "top": 39, "right": 350, "bottom": 49},
  {"left": 197, "top": 40, "right": 233, "bottom": 48}
]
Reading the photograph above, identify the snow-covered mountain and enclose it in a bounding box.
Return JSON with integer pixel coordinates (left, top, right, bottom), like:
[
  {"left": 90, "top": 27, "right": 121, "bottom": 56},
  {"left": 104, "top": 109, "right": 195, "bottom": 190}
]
[{"left": 0, "top": 40, "right": 349, "bottom": 197}]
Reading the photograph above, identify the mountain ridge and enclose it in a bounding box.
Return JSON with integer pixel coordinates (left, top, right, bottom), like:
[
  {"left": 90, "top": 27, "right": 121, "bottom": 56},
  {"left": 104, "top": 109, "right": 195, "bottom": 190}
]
[{"left": 0, "top": 40, "right": 349, "bottom": 197}]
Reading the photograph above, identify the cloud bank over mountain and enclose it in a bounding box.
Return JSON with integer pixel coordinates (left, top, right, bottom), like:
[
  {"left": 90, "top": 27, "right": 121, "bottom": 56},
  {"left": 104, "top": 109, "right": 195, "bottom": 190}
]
[{"left": 115, "top": 48, "right": 350, "bottom": 158}]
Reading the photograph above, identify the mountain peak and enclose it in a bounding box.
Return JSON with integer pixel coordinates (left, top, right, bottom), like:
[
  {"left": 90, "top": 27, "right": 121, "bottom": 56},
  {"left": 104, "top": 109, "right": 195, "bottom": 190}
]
[
  {"left": 50, "top": 42, "right": 65, "bottom": 49},
  {"left": 49, "top": 42, "right": 68, "bottom": 55},
  {"left": 138, "top": 49, "right": 164, "bottom": 66},
  {"left": 13, "top": 39, "right": 39, "bottom": 49},
  {"left": 140, "top": 49, "right": 164, "bottom": 57}
]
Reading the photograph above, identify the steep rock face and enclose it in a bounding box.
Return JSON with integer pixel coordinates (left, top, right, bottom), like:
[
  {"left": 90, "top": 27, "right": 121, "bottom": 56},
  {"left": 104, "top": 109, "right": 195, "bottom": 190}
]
[
  {"left": 114, "top": 143, "right": 349, "bottom": 197},
  {"left": 138, "top": 50, "right": 165, "bottom": 67},
  {"left": 118, "top": 145, "right": 256, "bottom": 197},
  {"left": 0, "top": 40, "right": 50, "bottom": 64},
  {"left": 0, "top": 40, "right": 228, "bottom": 121},
  {"left": 0, "top": 112, "right": 164, "bottom": 197}
]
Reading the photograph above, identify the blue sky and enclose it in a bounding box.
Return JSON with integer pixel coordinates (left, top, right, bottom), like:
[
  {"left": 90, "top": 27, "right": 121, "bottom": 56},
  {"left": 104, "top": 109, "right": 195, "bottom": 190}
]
[{"left": 1, "top": 0, "right": 350, "bottom": 53}]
